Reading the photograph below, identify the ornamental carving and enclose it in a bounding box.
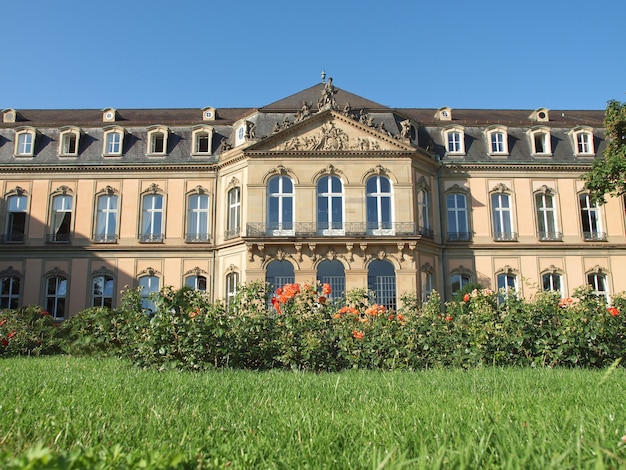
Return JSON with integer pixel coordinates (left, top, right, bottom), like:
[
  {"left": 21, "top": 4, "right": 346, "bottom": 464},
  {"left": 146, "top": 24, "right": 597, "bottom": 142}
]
[{"left": 491, "top": 182, "right": 510, "bottom": 193}]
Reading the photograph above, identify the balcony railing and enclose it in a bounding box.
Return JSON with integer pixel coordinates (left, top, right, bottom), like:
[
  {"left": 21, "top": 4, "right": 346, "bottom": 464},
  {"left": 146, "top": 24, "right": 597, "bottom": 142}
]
[
  {"left": 139, "top": 233, "right": 164, "bottom": 243},
  {"left": 493, "top": 232, "right": 518, "bottom": 242},
  {"left": 583, "top": 231, "right": 607, "bottom": 241},
  {"left": 185, "top": 233, "right": 211, "bottom": 243},
  {"left": 446, "top": 232, "right": 471, "bottom": 242},
  {"left": 0, "top": 233, "right": 25, "bottom": 243},
  {"left": 93, "top": 234, "right": 118, "bottom": 243},
  {"left": 246, "top": 222, "right": 419, "bottom": 238},
  {"left": 538, "top": 231, "right": 563, "bottom": 241},
  {"left": 46, "top": 233, "right": 72, "bottom": 243},
  {"left": 224, "top": 228, "right": 241, "bottom": 240}
]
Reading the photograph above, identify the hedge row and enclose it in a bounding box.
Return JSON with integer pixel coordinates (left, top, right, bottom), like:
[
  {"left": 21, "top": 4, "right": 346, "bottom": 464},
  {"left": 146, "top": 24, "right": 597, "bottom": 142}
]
[{"left": 1, "top": 281, "right": 625, "bottom": 371}]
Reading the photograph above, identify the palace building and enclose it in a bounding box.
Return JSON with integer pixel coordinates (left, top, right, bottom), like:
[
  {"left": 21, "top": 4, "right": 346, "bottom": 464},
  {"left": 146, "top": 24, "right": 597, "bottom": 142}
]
[{"left": 0, "top": 80, "right": 621, "bottom": 318}]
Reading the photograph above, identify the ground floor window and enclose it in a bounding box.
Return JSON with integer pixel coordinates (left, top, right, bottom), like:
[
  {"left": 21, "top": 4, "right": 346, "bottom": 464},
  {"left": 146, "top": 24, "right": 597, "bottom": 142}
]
[{"left": 367, "top": 259, "right": 396, "bottom": 310}]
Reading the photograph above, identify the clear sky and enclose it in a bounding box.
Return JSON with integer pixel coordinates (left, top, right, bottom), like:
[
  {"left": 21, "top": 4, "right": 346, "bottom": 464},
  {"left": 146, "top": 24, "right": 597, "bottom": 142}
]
[{"left": 2, "top": 0, "right": 624, "bottom": 111}]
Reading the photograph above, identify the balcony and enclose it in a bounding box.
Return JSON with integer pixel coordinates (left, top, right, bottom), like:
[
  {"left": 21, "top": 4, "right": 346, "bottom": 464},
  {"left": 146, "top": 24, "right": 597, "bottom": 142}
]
[
  {"left": 185, "top": 233, "right": 211, "bottom": 243},
  {"left": 246, "top": 222, "right": 419, "bottom": 238},
  {"left": 46, "top": 233, "right": 72, "bottom": 243},
  {"left": 224, "top": 228, "right": 241, "bottom": 240},
  {"left": 0, "top": 233, "right": 25, "bottom": 243},
  {"left": 139, "top": 233, "right": 164, "bottom": 243},
  {"left": 493, "top": 232, "right": 518, "bottom": 242},
  {"left": 583, "top": 231, "right": 607, "bottom": 241},
  {"left": 538, "top": 231, "right": 562, "bottom": 241},
  {"left": 446, "top": 232, "right": 471, "bottom": 242},
  {"left": 93, "top": 234, "right": 118, "bottom": 243}
]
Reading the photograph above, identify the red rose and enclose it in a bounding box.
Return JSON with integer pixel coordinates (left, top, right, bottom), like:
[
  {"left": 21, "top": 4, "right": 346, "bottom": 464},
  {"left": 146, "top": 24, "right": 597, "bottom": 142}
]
[{"left": 463, "top": 293, "right": 470, "bottom": 302}]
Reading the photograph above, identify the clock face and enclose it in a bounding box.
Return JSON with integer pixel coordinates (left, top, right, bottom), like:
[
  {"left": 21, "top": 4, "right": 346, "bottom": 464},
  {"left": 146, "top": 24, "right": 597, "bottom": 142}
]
[
  {"left": 538, "top": 111, "right": 546, "bottom": 119},
  {"left": 205, "top": 111, "right": 213, "bottom": 119},
  {"left": 105, "top": 112, "right": 113, "bottom": 120}
]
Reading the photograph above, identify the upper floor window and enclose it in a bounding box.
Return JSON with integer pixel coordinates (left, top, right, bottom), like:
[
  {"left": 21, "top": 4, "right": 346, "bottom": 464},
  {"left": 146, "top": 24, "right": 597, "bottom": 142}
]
[
  {"left": 579, "top": 193, "right": 605, "bottom": 241},
  {"left": 443, "top": 126, "right": 465, "bottom": 155},
  {"left": 491, "top": 189, "right": 516, "bottom": 241},
  {"left": 417, "top": 188, "right": 432, "bottom": 236},
  {"left": 147, "top": 126, "right": 169, "bottom": 155},
  {"left": 59, "top": 126, "right": 81, "bottom": 157},
  {"left": 446, "top": 192, "right": 469, "bottom": 241},
  {"left": 528, "top": 127, "right": 552, "bottom": 156},
  {"left": 186, "top": 192, "right": 210, "bottom": 242},
  {"left": 485, "top": 126, "right": 508, "bottom": 155},
  {"left": 46, "top": 275, "right": 67, "bottom": 319},
  {"left": 4, "top": 192, "right": 27, "bottom": 243},
  {"left": 366, "top": 175, "right": 393, "bottom": 235},
  {"left": 92, "top": 274, "right": 114, "bottom": 308},
  {"left": 317, "top": 175, "right": 344, "bottom": 235},
  {"left": 49, "top": 192, "right": 73, "bottom": 243},
  {"left": 192, "top": 125, "right": 213, "bottom": 155},
  {"left": 14, "top": 128, "right": 36, "bottom": 156},
  {"left": 140, "top": 191, "right": 164, "bottom": 242},
  {"left": 226, "top": 187, "right": 241, "bottom": 239},
  {"left": 94, "top": 191, "right": 119, "bottom": 243},
  {"left": 570, "top": 127, "right": 595, "bottom": 156},
  {"left": 535, "top": 188, "right": 560, "bottom": 241},
  {"left": 103, "top": 127, "right": 124, "bottom": 156},
  {"left": 267, "top": 175, "right": 294, "bottom": 235},
  {"left": 0, "top": 274, "right": 21, "bottom": 309}
]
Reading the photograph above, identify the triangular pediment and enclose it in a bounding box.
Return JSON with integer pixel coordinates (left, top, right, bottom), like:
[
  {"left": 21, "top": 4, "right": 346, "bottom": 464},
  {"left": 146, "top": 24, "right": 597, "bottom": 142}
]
[{"left": 247, "top": 110, "right": 415, "bottom": 153}]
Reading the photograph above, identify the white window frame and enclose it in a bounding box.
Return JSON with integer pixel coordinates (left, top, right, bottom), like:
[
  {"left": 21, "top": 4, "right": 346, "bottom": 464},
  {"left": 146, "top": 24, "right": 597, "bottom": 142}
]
[
  {"left": 14, "top": 128, "right": 36, "bottom": 156},
  {"left": 186, "top": 191, "right": 210, "bottom": 242},
  {"left": 491, "top": 191, "right": 515, "bottom": 241},
  {"left": 5, "top": 193, "right": 28, "bottom": 243},
  {"left": 366, "top": 175, "right": 394, "bottom": 235},
  {"left": 535, "top": 189, "right": 559, "bottom": 240},
  {"left": 94, "top": 192, "right": 119, "bottom": 243},
  {"left": 140, "top": 193, "right": 164, "bottom": 242},
  {"left": 450, "top": 273, "right": 471, "bottom": 295},
  {"left": 226, "top": 187, "right": 241, "bottom": 239},
  {"left": 0, "top": 274, "right": 21, "bottom": 309},
  {"left": 579, "top": 193, "right": 604, "bottom": 241},
  {"left": 226, "top": 271, "right": 239, "bottom": 309},
  {"left": 446, "top": 192, "right": 469, "bottom": 241},
  {"left": 185, "top": 274, "right": 207, "bottom": 291},
  {"left": 443, "top": 126, "right": 465, "bottom": 155},
  {"left": 139, "top": 274, "right": 159, "bottom": 313},
  {"left": 147, "top": 125, "right": 169, "bottom": 155},
  {"left": 46, "top": 275, "right": 68, "bottom": 320},
  {"left": 267, "top": 175, "right": 295, "bottom": 236},
  {"left": 317, "top": 175, "right": 345, "bottom": 235},
  {"left": 587, "top": 271, "right": 609, "bottom": 304},
  {"left": 542, "top": 272, "right": 563, "bottom": 296},
  {"left": 192, "top": 125, "right": 213, "bottom": 156},
  {"left": 50, "top": 192, "right": 73, "bottom": 243},
  {"left": 103, "top": 126, "right": 125, "bottom": 156},
  {"left": 570, "top": 127, "right": 595, "bottom": 156},
  {"left": 485, "top": 126, "right": 509, "bottom": 155},
  {"left": 92, "top": 274, "right": 115, "bottom": 308},
  {"left": 528, "top": 127, "right": 552, "bottom": 156},
  {"left": 59, "top": 126, "right": 81, "bottom": 157}
]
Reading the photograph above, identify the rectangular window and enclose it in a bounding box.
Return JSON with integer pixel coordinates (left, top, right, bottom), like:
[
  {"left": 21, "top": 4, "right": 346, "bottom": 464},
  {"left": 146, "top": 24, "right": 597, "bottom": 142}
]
[
  {"left": 95, "top": 194, "right": 118, "bottom": 242},
  {"left": 17, "top": 133, "right": 33, "bottom": 155},
  {"left": 534, "top": 133, "right": 545, "bottom": 153},
  {"left": 196, "top": 133, "right": 210, "bottom": 153},
  {"left": 187, "top": 194, "right": 210, "bottom": 242},
  {"left": 446, "top": 194, "right": 468, "bottom": 241},
  {"left": 0, "top": 276, "right": 20, "bottom": 309},
  {"left": 92, "top": 275, "right": 114, "bottom": 308},
  {"left": 447, "top": 132, "right": 461, "bottom": 153},
  {"left": 579, "top": 193, "right": 604, "bottom": 240},
  {"left": 226, "top": 272, "right": 239, "bottom": 310},
  {"left": 5, "top": 195, "right": 27, "bottom": 242},
  {"left": 46, "top": 276, "right": 67, "bottom": 319},
  {"left": 50, "top": 194, "right": 72, "bottom": 242},
  {"left": 577, "top": 133, "right": 591, "bottom": 154},
  {"left": 151, "top": 133, "right": 165, "bottom": 154},
  {"left": 62, "top": 133, "right": 77, "bottom": 155},
  {"left": 106, "top": 132, "right": 121, "bottom": 155},
  {"left": 535, "top": 193, "right": 559, "bottom": 240},
  {"left": 542, "top": 273, "right": 562, "bottom": 295},
  {"left": 491, "top": 193, "right": 515, "bottom": 240},
  {"left": 141, "top": 194, "right": 163, "bottom": 242},
  {"left": 227, "top": 188, "right": 241, "bottom": 238},
  {"left": 491, "top": 132, "right": 505, "bottom": 153}
]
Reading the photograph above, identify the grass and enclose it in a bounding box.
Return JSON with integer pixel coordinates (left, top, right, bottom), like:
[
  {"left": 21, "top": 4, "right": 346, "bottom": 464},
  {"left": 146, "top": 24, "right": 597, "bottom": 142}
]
[{"left": 0, "top": 357, "right": 625, "bottom": 469}]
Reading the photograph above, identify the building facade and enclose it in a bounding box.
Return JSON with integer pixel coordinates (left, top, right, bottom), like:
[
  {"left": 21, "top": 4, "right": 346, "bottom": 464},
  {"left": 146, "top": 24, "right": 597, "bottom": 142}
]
[{"left": 0, "top": 81, "right": 622, "bottom": 318}]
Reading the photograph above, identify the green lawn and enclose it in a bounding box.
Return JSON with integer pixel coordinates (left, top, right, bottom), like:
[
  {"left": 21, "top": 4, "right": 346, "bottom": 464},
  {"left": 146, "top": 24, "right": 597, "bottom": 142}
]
[{"left": 1, "top": 356, "right": 625, "bottom": 469}]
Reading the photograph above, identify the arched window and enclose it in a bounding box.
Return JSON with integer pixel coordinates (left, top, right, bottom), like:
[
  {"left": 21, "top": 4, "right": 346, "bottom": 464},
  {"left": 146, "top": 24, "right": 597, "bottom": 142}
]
[
  {"left": 417, "top": 188, "right": 431, "bottom": 236},
  {"left": 367, "top": 259, "right": 396, "bottom": 310},
  {"left": 94, "top": 191, "right": 118, "bottom": 243},
  {"left": 316, "top": 260, "right": 345, "bottom": 301},
  {"left": 421, "top": 270, "right": 433, "bottom": 302},
  {"left": 265, "top": 260, "right": 295, "bottom": 291},
  {"left": 226, "top": 187, "right": 241, "bottom": 239},
  {"left": 186, "top": 192, "right": 210, "bottom": 242},
  {"left": 46, "top": 275, "right": 67, "bottom": 319},
  {"left": 450, "top": 273, "right": 471, "bottom": 295},
  {"left": 0, "top": 274, "right": 21, "bottom": 309},
  {"left": 267, "top": 176, "right": 294, "bottom": 235},
  {"left": 139, "top": 274, "right": 160, "bottom": 313},
  {"left": 5, "top": 192, "right": 27, "bottom": 243},
  {"left": 92, "top": 275, "right": 114, "bottom": 308},
  {"left": 140, "top": 192, "right": 164, "bottom": 242},
  {"left": 49, "top": 193, "right": 73, "bottom": 243},
  {"left": 185, "top": 275, "right": 207, "bottom": 291},
  {"left": 366, "top": 175, "right": 393, "bottom": 235},
  {"left": 103, "top": 127, "right": 125, "bottom": 156},
  {"left": 226, "top": 271, "right": 239, "bottom": 309},
  {"left": 587, "top": 270, "right": 609, "bottom": 304},
  {"left": 317, "top": 175, "right": 344, "bottom": 235},
  {"left": 446, "top": 192, "right": 469, "bottom": 241}
]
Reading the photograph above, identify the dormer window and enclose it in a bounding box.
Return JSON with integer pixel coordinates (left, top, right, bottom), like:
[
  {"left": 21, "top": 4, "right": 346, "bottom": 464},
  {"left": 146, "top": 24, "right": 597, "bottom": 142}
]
[
  {"left": 569, "top": 127, "right": 594, "bottom": 156},
  {"left": 103, "top": 126, "right": 125, "bottom": 156},
  {"left": 443, "top": 126, "right": 465, "bottom": 155},
  {"left": 528, "top": 127, "right": 552, "bottom": 156},
  {"left": 485, "top": 126, "right": 509, "bottom": 155},
  {"left": 59, "top": 126, "right": 81, "bottom": 157},
  {"left": 192, "top": 125, "right": 213, "bottom": 156},
  {"left": 147, "top": 126, "right": 169, "bottom": 155},
  {"left": 435, "top": 107, "right": 452, "bottom": 121},
  {"left": 14, "top": 127, "right": 36, "bottom": 157}
]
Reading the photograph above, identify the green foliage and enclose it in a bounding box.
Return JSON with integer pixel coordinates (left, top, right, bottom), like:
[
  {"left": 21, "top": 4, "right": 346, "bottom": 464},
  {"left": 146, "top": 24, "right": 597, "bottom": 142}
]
[
  {"left": 582, "top": 99, "right": 626, "bottom": 204},
  {"left": 0, "top": 305, "right": 62, "bottom": 357}
]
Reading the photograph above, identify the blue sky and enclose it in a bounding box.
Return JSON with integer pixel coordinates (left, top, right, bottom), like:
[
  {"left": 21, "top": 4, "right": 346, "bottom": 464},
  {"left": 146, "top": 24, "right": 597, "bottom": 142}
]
[{"left": 2, "top": 0, "right": 624, "bottom": 111}]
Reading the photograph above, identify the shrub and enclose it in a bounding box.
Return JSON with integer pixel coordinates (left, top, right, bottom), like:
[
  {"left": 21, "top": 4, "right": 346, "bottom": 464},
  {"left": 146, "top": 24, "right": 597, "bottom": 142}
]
[{"left": 0, "top": 305, "right": 62, "bottom": 357}]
